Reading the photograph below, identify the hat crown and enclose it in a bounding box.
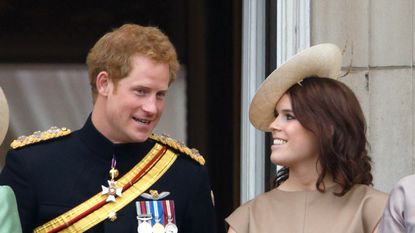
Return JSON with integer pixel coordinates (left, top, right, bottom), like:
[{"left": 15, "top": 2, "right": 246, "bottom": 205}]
[{"left": 249, "top": 43, "right": 342, "bottom": 131}]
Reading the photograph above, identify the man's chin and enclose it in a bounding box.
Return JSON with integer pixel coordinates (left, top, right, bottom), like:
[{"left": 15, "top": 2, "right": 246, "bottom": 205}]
[{"left": 132, "top": 132, "right": 151, "bottom": 143}]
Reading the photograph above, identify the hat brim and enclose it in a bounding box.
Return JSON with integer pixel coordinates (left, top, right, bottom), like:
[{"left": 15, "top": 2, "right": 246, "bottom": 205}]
[
  {"left": 0, "top": 87, "right": 9, "bottom": 145},
  {"left": 249, "top": 43, "right": 342, "bottom": 132}
]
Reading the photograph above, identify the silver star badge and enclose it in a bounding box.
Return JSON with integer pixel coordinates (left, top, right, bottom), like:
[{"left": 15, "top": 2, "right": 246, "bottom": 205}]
[{"left": 101, "top": 180, "right": 122, "bottom": 202}]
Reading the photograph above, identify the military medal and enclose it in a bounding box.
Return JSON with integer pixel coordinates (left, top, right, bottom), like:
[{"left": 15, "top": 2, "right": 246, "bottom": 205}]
[
  {"left": 137, "top": 219, "right": 152, "bottom": 233},
  {"left": 151, "top": 200, "right": 165, "bottom": 233},
  {"left": 151, "top": 223, "right": 164, "bottom": 233},
  {"left": 137, "top": 191, "right": 178, "bottom": 233},
  {"left": 101, "top": 155, "right": 122, "bottom": 202},
  {"left": 165, "top": 221, "right": 178, "bottom": 233},
  {"left": 136, "top": 202, "right": 153, "bottom": 233},
  {"left": 163, "top": 200, "right": 178, "bottom": 233}
]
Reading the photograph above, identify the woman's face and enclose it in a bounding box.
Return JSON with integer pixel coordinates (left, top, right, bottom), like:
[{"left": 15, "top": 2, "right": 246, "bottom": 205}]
[{"left": 269, "top": 93, "right": 319, "bottom": 169}]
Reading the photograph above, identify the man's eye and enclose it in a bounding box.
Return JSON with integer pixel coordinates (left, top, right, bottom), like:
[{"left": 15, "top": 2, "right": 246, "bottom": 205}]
[
  {"left": 157, "top": 92, "right": 166, "bottom": 99},
  {"left": 135, "top": 90, "right": 146, "bottom": 96}
]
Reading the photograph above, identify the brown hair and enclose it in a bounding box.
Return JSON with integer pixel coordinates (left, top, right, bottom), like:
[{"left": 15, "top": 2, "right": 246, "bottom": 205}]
[
  {"left": 275, "top": 77, "right": 373, "bottom": 196},
  {"left": 86, "top": 24, "right": 179, "bottom": 103}
]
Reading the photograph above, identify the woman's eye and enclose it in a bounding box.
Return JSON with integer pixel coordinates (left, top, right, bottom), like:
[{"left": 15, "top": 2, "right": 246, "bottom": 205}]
[{"left": 286, "top": 114, "right": 296, "bottom": 120}]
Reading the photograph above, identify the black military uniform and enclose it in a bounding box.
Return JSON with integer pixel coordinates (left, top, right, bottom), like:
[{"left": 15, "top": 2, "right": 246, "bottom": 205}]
[{"left": 0, "top": 116, "right": 216, "bottom": 233}]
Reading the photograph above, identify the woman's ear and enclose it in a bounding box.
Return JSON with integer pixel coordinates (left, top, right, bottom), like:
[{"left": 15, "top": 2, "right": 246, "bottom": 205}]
[{"left": 95, "top": 71, "right": 111, "bottom": 97}]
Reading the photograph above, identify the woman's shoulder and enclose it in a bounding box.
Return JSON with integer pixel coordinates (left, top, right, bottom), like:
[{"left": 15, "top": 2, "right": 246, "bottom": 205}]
[
  {"left": 345, "top": 184, "right": 388, "bottom": 215},
  {"left": 235, "top": 187, "right": 311, "bottom": 213},
  {"left": 344, "top": 184, "right": 388, "bottom": 206},
  {"left": 387, "top": 174, "right": 415, "bottom": 201},
  {"left": 230, "top": 189, "right": 280, "bottom": 213},
  {"left": 351, "top": 184, "right": 388, "bottom": 198},
  {"left": 245, "top": 188, "right": 287, "bottom": 203},
  {"left": 395, "top": 174, "right": 415, "bottom": 189},
  {"left": 0, "top": 185, "right": 14, "bottom": 198},
  {"left": 226, "top": 189, "right": 285, "bottom": 233}
]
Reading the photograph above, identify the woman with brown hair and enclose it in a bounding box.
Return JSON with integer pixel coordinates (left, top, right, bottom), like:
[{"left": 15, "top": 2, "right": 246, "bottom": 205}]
[{"left": 226, "top": 44, "right": 387, "bottom": 233}]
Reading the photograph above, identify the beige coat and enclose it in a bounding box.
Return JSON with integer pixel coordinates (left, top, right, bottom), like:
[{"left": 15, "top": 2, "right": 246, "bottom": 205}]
[{"left": 226, "top": 184, "right": 387, "bottom": 233}]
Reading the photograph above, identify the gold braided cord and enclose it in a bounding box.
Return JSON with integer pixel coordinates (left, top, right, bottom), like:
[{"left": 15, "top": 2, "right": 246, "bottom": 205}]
[
  {"left": 11, "top": 127, "right": 71, "bottom": 149},
  {"left": 34, "top": 143, "right": 166, "bottom": 233},
  {"left": 150, "top": 133, "right": 205, "bottom": 165},
  {"left": 62, "top": 149, "right": 177, "bottom": 232}
]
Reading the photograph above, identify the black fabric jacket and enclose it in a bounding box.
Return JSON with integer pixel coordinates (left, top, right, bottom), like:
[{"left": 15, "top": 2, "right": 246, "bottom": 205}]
[{"left": 0, "top": 116, "right": 216, "bottom": 233}]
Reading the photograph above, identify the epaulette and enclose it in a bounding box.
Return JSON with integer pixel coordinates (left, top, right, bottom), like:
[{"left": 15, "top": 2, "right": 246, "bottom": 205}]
[
  {"left": 10, "top": 126, "right": 71, "bottom": 149},
  {"left": 149, "top": 133, "right": 205, "bottom": 165}
]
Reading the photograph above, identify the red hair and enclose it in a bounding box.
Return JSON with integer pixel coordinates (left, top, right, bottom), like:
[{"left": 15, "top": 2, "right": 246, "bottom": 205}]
[{"left": 86, "top": 24, "right": 179, "bottom": 103}]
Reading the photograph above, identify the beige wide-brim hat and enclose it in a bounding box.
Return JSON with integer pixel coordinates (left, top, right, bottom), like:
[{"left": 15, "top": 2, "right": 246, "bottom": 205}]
[
  {"left": 0, "top": 87, "right": 9, "bottom": 145},
  {"left": 249, "top": 43, "right": 342, "bottom": 132}
]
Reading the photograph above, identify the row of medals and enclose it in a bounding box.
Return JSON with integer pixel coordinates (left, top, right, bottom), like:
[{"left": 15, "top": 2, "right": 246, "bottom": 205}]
[
  {"left": 137, "top": 215, "right": 178, "bottom": 233},
  {"left": 106, "top": 161, "right": 178, "bottom": 232}
]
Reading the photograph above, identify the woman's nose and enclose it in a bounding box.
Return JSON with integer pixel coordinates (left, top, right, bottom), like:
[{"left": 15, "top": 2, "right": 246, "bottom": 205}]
[{"left": 268, "top": 115, "right": 282, "bottom": 131}]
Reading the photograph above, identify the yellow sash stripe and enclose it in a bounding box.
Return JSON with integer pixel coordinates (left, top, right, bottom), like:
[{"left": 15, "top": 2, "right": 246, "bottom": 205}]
[
  {"left": 35, "top": 143, "right": 175, "bottom": 233},
  {"left": 63, "top": 149, "right": 177, "bottom": 232}
]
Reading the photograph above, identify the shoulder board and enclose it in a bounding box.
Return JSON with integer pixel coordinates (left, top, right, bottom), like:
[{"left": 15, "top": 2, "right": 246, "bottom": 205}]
[
  {"left": 149, "top": 133, "right": 205, "bottom": 166},
  {"left": 10, "top": 126, "right": 71, "bottom": 149}
]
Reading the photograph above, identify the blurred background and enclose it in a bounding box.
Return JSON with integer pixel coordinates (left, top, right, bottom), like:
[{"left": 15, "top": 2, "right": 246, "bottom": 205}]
[
  {"left": 0, "top": 1, "right": 241, "bottom": 232},
  {"left": 1, "top": 1, "right": 415, "bottom": 232}
]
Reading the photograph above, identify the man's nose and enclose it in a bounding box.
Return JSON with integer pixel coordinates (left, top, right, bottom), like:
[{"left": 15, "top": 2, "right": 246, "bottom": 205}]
[{"left": 142, "top": 96, "right": 158, "bottom": 114}]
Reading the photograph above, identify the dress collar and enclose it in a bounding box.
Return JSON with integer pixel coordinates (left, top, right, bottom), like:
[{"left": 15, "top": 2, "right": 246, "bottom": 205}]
[{"left": 78, "top": 115, "right": 154, "bottom": 162}]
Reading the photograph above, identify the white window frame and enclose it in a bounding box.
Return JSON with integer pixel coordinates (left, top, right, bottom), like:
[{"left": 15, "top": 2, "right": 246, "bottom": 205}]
[{"left": 240, "top": 0, "right": 310, "bottom": 203}]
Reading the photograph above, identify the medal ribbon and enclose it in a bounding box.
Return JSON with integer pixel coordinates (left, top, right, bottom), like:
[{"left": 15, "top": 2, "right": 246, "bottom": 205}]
[
  {"left": 152, "top": 201, "right": 162, "bottom": 225},
  {"left": 145, "top": 201, "right": 152, "bottom": 224},
  {"left": 165, "top": 200, "right": 175, "bottom": 223}
]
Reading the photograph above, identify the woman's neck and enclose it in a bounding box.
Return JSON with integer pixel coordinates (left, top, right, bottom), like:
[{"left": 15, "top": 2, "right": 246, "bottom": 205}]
[{"left": 278, "top": 166, "right": 335, "bottom": 192}]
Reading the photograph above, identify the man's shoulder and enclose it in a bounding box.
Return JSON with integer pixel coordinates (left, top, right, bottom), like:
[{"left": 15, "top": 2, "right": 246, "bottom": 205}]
[
  {"left": 149, "top": 133, "right": 205, "bottom": 166},
  {"left": 9, "top": 126, "right": 75, "bottom": 152}
]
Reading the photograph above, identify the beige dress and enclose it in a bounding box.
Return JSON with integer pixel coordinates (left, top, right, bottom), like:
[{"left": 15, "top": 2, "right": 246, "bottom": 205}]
[{"left": 226, "top": 184, "right": 387, "bottom": 233}]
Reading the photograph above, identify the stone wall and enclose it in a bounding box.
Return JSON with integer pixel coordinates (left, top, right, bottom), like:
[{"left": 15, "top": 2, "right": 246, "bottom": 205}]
[{"left": 311, "top": 0, "right": 414, "bottom": 192}]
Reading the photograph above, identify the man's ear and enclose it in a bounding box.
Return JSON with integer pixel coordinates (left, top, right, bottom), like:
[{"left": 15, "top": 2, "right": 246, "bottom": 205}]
[{"left": 96, "top": 71, "right": 111, "bottom": 97}]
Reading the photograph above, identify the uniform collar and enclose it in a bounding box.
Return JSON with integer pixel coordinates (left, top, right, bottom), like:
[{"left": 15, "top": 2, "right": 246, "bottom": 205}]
[{"left": 78, "top": 115, "right": 155, "bottom": 162}]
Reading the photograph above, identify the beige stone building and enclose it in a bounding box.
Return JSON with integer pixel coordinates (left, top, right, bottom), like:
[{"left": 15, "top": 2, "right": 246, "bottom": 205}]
[{"left": 241, "top": 0, "right": 415, "bottom": 202}]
